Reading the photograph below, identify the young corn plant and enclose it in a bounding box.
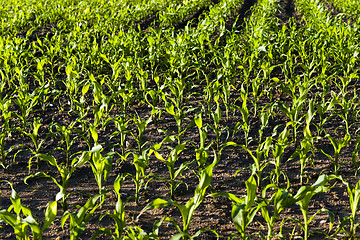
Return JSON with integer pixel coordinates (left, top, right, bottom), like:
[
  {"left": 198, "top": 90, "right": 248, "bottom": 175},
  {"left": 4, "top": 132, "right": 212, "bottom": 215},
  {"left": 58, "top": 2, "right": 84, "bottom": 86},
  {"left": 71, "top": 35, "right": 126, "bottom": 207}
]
[
  {"left": 0, "top": 98, "right": 12, "bottom": 134},
  {"left": 144, "top": 89, "right": 163, "bottom": 126},
  {"left": 289, "top": 174, "right": 337, "bottom": 240},
  {"left": 0, "top": 180, "right": 57, "bottom": 240},
  {"left": 74, "top": 121, "right": 100, "bottom": 151},
  {"left": 130, "top": 115, "right": 152, "bottom": 153},
  {"left": 93, "top": 96, "right": 113, "bottom": 131},
  {"left": 123, "top": 146, "right": 156, "bottom": 205},
  {"left": 290, "top": 137, "right": 314, "bottom": 185},
  {"left": 335, "top": 178, "right": 360, "bottom": 238},
  {"left": 0, "top": 132, "right": 11, "bottom": 169},
  {"left": 63, "top": 58, "right": 86, "bottom": 110},
  {"left": 319, "top": 132, "right": 351, "bottom": 176},
  {"left": 61, "top": 194, "right": 103, "bottom": 240},
  {"left": 111, "top": 115, "right": 131, "bottom": 156},
  {"left": 203, "top": 78, "right": 220, "bottom": 116},
  {"left": 258, "top": 104, "right": 274, "bottom": 144},
  {"left": 208, "top": 95, "right": 228, "bottom": 151},
  {"left": 289, "top": 99, "right": 316, "bottom": 184},
  {"left": 86, "top": 145, "right": 113, "bottom": 197},
  {"left": 249, "top": 72, "right": 262, "bottom": 113},
  {"left": 92, "top": 174, "right": 128, "bottom": 240},
  {"left": 271, "top": 125, "right": 291, "bottom": 185},
  {"left": 17, "top": 117, "right": 49, "bottom": 171},
  {"left": 24, "top": 152, "right": 89, "bottom": 211},
  {"left": 50, "top": 122, "right": 79, "bottom": 168},
  {"left": 234, "top": 84, "right": 251, "bottom": 147},
  {"left": 351, "top": 135, "right": 360, "bottom": 169},
  {"left": 13, "top": 86, "right": 39, "bottom": 131},
  {"left": 152, "top": 142, "right": 192, "bottom": 200},
  {"left": 336, "top": 89, "right": 359, "bottom": 135},
  {"left": 220, "top": 81, "right": 232, "bottom": 119},
  {"left": 138, "top": 156, "right": 218, "bottom": 239},
  {"left": 193, "top": 113, "right": 211, "bottom": 169},
  {"left": 315, "top": 91, "right": 337, "bottom": 137},
  {"left": 241, "top": 137, "right": 272, "bottom": 187},
  {"left": 164, "top": 98, "right": 195, "bottom": 145},
  {"left": 260, "top": 185, "right": 297, "bottom": 240},
  {"left": 0, "top": 99, "right": 17, "bottom": 168},
  {"left": 211, "top": 175, "right": 261, "bottom": 239},
  {"left": 70, "top": 80, "right": 91, "bottom": 120},
  {"left": 278, "top": 85, "right": 308, "bottom": 143}
]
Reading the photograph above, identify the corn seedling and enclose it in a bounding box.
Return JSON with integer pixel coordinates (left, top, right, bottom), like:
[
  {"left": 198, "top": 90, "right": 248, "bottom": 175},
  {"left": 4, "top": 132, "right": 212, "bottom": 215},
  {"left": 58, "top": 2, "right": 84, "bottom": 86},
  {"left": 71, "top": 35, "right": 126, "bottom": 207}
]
[
  {"left": 351, "top": 135, "right": 360, "bottom": 169},
  {"left": 211, "top": 175, "right": 260, "bottom": 239},
  {"left": 125, "top": 146, "right": 156, "bottom": 205},
  {"left": 241, "top": 137, "right": 272, "bottom": 187},
  {"left": 13, "top": 87, "right": 39, "bottom": 131},
  {"left": 0, "top": 131, "right": 17, "bottom": 169},
  {"left": 130, "top": 115, "right": 152, "bottom": 153},
  {"left": 138, "top": 156, "right": 217, "bottom": 239},
  {"left": 208, "top": 95, "right": 228, "bottom": 151},
  {"left": 111, "top": 115, "right": 131, "bottom": 156},
  {"left": 0, "top": 98, "right": 12, "bottom": 134},
  {"left": 24, "top": 152, "right": 89, "bottom": 211},
  {"left": 86, "top": 145, "right": 113, "bottom": 197},
  {"left": 289, "top": 99, "right": 316, "bottom": 184},
  {"left": 92, "top": 174, "right": 127, "bottom": 240},
  {"left": 193, "top": 113, "right": 211, "bottom": 169},
  {"left": 319, "top": 133, "right": 351, "bottom": 176},
  {"left": 0, "top": 180, "right": 57, "bottom": 240},
  {"left": 50, "top": 122, "right": 79, "bottom": 168},
  {"left": 164, "top": 99, "right": 196, "bottom": 145},
  {"left": 260, "top": 184, "right": 297, "bottom": 240},
  {"left": 271, "top": 125, "right": 290, "bottom": 184},
  {"left": 315, "top": 91, "right": 337, "bottom": 137},
  {"left": 278, "top": 84, "right": 308, "bottom": 142},
  {"left": 144, "top": 89, "right": 163, "bottom": 126},
  {"left": 289, "top": 174, "right": 337, "bottom": 240},
  {"left": 61, "top": 194, "right": 103, "bottom": 240},
  {"left": 334, "top": 178, "right": 360, "bottom": 239},
  {"left": 153, "top": 142, "right": 192, "bottom": 200},
  {"left": 17, "top": 117, "right": 49, "bottom": 171},
  {"left": 258, "top": 104, "right": 274, "bottom": 144},
  {"left": 234, "top": 84, "right": 251, "bottom": 147}
]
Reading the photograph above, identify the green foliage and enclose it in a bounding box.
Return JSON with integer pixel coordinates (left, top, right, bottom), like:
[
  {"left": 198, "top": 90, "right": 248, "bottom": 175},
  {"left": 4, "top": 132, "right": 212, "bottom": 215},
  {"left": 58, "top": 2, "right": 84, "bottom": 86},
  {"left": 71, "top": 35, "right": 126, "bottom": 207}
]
[
  {"left": 1, "top": 0, "right": 360, "bottom": 238},
  {"left": 212, "top": 175, "right": 260, "bottom": 239},
  {"left": 138, "top": 158, "right": 217, "bottom": 239},
  {"left": 61, "top": 194, "right": 103, "bottom": 240},
  {"left": 0, "top": 180, "right": 57, "bottom": 240}
]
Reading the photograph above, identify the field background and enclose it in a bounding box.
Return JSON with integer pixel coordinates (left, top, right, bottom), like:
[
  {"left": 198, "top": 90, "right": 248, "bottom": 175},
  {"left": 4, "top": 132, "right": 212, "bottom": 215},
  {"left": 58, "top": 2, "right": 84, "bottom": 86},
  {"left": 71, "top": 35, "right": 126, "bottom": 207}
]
[{"left": 0, "top": 0, "right": 360, "bottom": 239}]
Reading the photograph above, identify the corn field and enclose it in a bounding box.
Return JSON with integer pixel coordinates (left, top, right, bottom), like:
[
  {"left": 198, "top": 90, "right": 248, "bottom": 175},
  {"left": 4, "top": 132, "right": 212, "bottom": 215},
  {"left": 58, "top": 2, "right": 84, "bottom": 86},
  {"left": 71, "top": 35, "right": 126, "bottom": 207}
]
[{"left": 0, "top": 0, "right": 360, "bottom": 239}]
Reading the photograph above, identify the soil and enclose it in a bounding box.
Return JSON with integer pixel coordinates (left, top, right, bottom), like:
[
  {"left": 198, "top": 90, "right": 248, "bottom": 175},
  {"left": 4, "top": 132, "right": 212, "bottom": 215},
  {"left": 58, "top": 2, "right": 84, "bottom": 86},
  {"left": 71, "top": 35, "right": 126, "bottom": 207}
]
[{"left": 1, "top": 0, "right": 360, "bottom": 239}]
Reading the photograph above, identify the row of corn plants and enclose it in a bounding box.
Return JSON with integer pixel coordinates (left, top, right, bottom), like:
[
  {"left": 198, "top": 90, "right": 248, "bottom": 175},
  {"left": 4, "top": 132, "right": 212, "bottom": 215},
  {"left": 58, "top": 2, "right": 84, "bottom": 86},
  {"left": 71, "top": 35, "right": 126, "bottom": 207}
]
[{"left": 325, "top": 0, "right": 360, "bottom": 22}]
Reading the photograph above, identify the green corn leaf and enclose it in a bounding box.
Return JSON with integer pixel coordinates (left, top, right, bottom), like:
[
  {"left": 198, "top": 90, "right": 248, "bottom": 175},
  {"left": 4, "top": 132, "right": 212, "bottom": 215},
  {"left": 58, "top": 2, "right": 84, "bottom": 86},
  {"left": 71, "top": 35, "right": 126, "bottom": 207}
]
[
  {"left": 36, "top": 154, "right": 57, "bottom": 167},
  {"left": 194, "top": 114, "right": 202, "bottom": 129},
  {"left": 0, "top": 210, "right": 17, "bottom": 227},
  {"left": 245, "top": 175, "right": 257, "bottom": 209},
  {"left": 137, "top": 198, "right": 172, "bottom": 220},
  {"left": 23, "top": 215, "right": 41, "bottom": 239},
  {"left": 10, "top": 187, "right": 21, "bottom": 216},
  {"left": 89, "top": 125, "right": 98, "bottom": 143},
  {"left": 103, "top": 156, "right": 113, "bottom": 182},
  {"left": 72, "top": 152, "right": 91, "bottom": 168},
  {"left": 42, "top": 201, "right": 57, "bottom": 231},
  {"left": 165, "top": 102, "right": 175, "bottom": 116}
]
